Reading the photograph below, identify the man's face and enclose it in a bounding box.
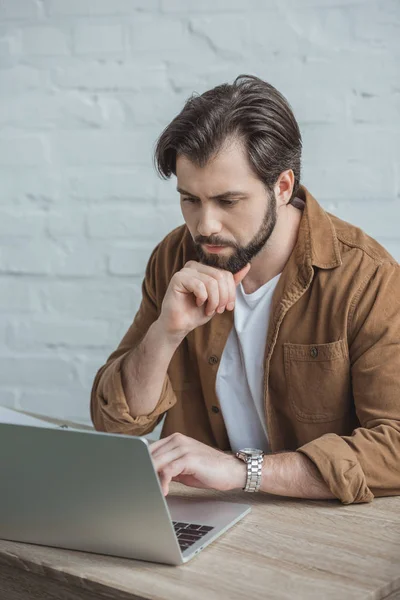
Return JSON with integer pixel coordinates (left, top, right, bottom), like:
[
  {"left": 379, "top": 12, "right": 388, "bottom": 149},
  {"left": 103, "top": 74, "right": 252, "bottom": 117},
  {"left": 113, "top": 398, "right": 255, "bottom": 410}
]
[{"left": 176, "top": 140, "right": 277, "bottom": 274}]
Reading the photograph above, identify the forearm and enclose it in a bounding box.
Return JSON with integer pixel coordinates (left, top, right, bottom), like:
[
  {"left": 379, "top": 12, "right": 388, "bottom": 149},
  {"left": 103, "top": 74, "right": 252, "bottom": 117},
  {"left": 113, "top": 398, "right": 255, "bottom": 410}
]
[
  {"left": 258, "top": 451, "right": 336, "bottom": 500},
  {"left": 121, "top": 319, "right": 183, "bottom": 418}
]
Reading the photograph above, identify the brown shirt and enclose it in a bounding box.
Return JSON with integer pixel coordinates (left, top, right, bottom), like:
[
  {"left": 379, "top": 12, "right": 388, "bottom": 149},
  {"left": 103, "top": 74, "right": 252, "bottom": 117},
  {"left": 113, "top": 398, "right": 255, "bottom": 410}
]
[{"left": 91, "top": 186, "right": 400, "bottom": 505}]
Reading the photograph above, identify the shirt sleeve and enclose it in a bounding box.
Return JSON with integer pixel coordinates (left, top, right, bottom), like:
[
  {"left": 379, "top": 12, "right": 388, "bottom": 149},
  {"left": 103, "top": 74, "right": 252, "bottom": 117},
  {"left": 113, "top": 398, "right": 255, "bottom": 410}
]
[
  {"left": 297, "top": 261, "right": 400, "bottom": 504},
  {"left": 90, "top": 243, "right": 177, "bottom": 436}
]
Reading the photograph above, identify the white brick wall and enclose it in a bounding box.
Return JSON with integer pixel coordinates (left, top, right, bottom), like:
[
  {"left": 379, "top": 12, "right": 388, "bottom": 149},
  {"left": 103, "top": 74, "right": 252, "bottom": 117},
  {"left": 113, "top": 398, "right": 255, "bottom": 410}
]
[{"left": 0, "top": 0, "right": 399, "bottom": 425}]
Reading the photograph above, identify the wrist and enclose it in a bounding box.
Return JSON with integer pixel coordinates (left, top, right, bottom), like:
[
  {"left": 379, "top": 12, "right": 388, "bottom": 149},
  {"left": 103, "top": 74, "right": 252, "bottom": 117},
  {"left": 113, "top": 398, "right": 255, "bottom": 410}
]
[
  {"left": 230, "top": 455, "right": 247, "bottom": 491},
  {"left": 151, "top": 318, "right": 186, "bottom": 350}
]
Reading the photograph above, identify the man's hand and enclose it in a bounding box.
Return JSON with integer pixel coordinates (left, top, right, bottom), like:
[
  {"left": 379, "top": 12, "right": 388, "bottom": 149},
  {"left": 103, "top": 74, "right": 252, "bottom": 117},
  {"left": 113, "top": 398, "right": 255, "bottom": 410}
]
[
  {"left": 150, "top": 433, "right": 246, "bottom": 496},
  {"left": 157, "top": 261, "right": 251, "bottom": 341}
]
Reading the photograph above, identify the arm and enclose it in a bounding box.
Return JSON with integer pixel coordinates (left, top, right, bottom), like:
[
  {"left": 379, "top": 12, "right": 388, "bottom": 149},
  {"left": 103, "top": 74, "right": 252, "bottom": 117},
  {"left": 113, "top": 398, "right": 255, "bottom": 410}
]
[
  {"left": 259, "top": 452, "right": 335, "bottom": 499},
  {"left": 90, "top": 243, "right": 179, "bottom": 436},
  {"left": 120, "top": 320, "right": 182, "bottom": 418},
  {"left": 91, "top": 238, "right": 250, "bottom": 435},
  {"left": 297, "top": 262, "right": 400, "bottom": 504},
  {"left": 150, "top": 263, "right": 400, "bottom": 503}
]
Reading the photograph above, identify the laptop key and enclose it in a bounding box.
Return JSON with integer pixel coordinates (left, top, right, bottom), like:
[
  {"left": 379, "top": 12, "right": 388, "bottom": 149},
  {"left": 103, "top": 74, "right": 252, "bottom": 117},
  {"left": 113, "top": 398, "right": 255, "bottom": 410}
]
[{"left": 199, "top": 526, "right": 214, "bottom": 532}]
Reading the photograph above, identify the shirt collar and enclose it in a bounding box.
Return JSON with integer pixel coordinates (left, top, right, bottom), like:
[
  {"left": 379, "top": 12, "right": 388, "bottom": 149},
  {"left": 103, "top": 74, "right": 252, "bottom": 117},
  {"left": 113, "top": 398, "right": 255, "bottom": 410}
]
[{"left": 296, "top": 185, "right": 342, "bottom": 270}]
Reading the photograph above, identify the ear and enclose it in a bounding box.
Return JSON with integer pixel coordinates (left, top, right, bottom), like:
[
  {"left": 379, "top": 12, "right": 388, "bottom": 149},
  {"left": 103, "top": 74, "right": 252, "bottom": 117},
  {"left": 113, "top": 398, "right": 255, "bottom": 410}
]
[{"left": 274, "top": 170, "right": 295, "bottom": 207}]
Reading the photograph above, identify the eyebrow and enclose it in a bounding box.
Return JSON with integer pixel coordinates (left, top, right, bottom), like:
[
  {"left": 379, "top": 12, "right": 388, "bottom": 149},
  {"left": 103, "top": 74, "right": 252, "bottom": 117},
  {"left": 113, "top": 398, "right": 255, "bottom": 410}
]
[{"left": 177, "top": 187, "right": 248, "bottom": 201}]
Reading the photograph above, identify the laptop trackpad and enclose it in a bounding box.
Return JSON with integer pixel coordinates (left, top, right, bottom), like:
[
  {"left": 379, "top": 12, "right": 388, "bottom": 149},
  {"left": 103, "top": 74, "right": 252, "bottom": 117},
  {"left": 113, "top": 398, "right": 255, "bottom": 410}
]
[{"left": 166, "top": 495, "right": 251, "bottom": 529}]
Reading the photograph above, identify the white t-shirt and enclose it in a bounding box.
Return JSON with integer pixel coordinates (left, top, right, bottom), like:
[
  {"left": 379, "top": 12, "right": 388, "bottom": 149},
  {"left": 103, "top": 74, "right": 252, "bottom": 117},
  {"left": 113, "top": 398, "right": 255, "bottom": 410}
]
[{"left": 215, "top": 273, "right": 281, "bottom": 454}]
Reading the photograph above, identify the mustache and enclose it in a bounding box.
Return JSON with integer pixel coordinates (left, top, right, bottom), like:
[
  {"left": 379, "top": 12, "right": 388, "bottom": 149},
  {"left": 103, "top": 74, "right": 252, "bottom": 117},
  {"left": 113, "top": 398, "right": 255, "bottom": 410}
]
[{"left": 194, "top": 236, "right": 236, "bottom": 248}]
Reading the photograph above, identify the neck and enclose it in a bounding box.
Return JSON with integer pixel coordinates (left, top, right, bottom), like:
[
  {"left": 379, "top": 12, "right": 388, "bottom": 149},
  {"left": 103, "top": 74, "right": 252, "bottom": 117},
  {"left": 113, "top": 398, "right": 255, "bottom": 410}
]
[{"left": 241, "top": 203, "right": 303, "bottom": 294}]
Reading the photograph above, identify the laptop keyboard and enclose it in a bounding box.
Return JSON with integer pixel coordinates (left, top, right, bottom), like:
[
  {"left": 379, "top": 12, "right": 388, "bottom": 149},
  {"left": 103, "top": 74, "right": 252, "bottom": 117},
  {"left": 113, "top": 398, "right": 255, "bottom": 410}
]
[{"left": 173, "top": 521, "right": 215, "bottom": 552}]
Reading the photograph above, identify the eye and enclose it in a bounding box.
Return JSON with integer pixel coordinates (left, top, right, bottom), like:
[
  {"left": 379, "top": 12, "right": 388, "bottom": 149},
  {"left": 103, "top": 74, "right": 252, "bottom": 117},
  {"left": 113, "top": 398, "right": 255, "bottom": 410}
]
[
  {"left": 182, "top": 196, "right": 198, "bottom": 204},
  {"left": 219, "top": 199, "right": 238, "bottom": 207}
]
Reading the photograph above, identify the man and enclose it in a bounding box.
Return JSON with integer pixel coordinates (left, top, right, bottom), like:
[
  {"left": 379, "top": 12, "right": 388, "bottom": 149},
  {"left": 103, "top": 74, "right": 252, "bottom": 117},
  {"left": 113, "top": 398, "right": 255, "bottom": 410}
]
[{"left": 91, "top": 75, "right": 400, "bottom": 505}]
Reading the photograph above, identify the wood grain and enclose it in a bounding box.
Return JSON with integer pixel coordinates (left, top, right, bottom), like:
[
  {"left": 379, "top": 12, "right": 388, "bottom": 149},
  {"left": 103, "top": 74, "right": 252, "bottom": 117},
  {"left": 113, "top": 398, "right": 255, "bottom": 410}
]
[{"left": 1, "top": 484, "right": 400, "bottom": 600}]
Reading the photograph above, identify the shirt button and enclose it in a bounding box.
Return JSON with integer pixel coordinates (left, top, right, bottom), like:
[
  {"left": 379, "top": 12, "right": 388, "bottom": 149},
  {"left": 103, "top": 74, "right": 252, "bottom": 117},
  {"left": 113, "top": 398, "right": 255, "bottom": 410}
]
[
  {"left": 211, "top": 405, "right": 220, "bottom": 414},
  {"left": 208, "top": 355, "right": 219, "bottom": 365},
  {"left": 310, "top": 347, "right": 318, "bottom": 359}
]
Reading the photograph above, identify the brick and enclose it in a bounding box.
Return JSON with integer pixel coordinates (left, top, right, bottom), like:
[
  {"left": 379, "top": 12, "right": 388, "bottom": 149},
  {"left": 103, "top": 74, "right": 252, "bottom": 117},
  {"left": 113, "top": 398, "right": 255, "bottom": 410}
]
[
  {"left": 156, "top": 175, "right": 181, "bottom": 204},
  {"left": 86, "top": 206, "right": 163, "bottom": 239},
  {"left": 0, "top": 278, "right": 41, "bottom": 313},
  {"left": 0, "top": 65, "right": 48, "bottom": 94},
  {"left": 46, "top": 211, "right": 85, "bottom": 237},
  {"left": 0, "top": 0, "right": 40, "bottom": 19},
  {"left": 353, "top": 4, "right": 400, "bottom": 52},
  {"left": 0, "top": 136, "right": 48, "bottom": 166},
  {"left": 0, "top": 389, "right": 18, "bottom": 411},
  {"left": 129, "top": 17, "right": 212, "bottom": 62},
  {"left": 75, "top": 355, "right": 111, "bottom": 392},
  {"left": 67, "top": 166, "right": 157, "bottom": 201},
  {"left": 73, "top": 23, "right": 124, "bottom": 56},
  {"left": 158, "top": 205, "right": 185, "bottom": 237},
  {"left": 328, "top": 201, "right": 400, "bottom": 239},
  {"left": 0, "top": 33, "right": 21, "bottom": 68},
  {"left": 52, "top": 60, "right": 167, "bottom": 91},
  {"left": 301, "top": 124, "right": 399, "bottom": 168},
  {"left": 21, "top": 26, "right": 70, "bottom": 56},
  {"left": 0, "top": 356, "right": 77, "bottom": 387},
  {"left": 0, "top": 92, "right": 108, "bottom": 130},
  {"left": 10, "top": 318, "right": 112, "bottom": 350},
  {"left": 119, "top": 90, "right": 184, "bottom": 126},
  {"left": 0, "top": 240, "right": 104, "bottom": 277},
  {"left": 285, "top": 87, "right": 347, "bottom": 124},
  {"left": 41, "top": 281, "right": 141, "bottom": 319},
  {"left": 45, "top": 0, "right": 157, "bottom": 17},
  {"left": 0, "top": 209, "right": 45, "bottom": 236},
  {"left": 161, "top": 0, "right": 275, "bottom": 11},
  {"left": 189, "top": 16, "right": 251, "bottom": 58},
  {"left": 52, "top": 130, "right": 158, "bottom": 166},
  {"left": 0, "top": 168, "right": 61, "bottom": 204},
  {"left": 302, "top": 160, "right": 397, "bottom": 203},
  {"left": 348, "top": 91, "right": 400, "bottom": 125},
  {"left": 107, "top": 245, "right": 154, "bottom": 276},
  {"left": 19, "top": 389, "right": 92, "bottom": 425}
]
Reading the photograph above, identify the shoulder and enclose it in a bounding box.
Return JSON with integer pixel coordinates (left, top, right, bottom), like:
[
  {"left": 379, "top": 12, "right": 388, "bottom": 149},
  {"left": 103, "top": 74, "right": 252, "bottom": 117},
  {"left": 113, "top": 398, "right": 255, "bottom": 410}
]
[{"left": 327, "top": 211, "right": 398, "bottom": 268}]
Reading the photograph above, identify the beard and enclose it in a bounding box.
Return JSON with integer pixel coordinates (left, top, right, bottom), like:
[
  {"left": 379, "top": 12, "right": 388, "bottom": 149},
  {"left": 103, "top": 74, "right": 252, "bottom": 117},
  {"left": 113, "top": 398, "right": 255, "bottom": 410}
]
[{"left": 193, "top": 192, "right": 277, "bottom": 275}]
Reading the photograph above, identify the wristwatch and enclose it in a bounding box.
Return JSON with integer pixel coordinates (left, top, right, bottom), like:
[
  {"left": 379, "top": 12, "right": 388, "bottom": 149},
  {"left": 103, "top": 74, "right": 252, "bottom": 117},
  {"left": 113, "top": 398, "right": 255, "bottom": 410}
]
[{"left": 235, "top": 448, "right": 264, "bottom": 492}]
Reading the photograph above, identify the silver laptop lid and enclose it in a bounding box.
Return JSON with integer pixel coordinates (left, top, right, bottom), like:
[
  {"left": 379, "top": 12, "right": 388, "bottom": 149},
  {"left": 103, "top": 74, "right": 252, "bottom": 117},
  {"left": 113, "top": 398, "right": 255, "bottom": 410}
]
[{"left": 0, "top": 423, "right": 183, "bottom": 565}]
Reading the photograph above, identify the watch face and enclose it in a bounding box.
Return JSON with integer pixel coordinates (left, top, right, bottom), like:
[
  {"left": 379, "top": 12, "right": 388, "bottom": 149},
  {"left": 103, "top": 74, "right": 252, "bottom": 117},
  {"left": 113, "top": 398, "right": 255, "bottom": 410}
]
[{"left": 241, "top": 448, "right": 263, "bottom": 455}]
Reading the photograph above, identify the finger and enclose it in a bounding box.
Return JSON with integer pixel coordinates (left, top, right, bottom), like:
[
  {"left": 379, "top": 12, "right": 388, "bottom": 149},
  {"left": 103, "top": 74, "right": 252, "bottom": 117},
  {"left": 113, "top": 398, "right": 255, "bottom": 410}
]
[
  {"left": 150, "top": 432, "right": 187, "bottom": 456},
  {"left": 215, "top": 271, "right": 229, "bottom": 313},
  {"left": 178, "top": 273, "right": 208, "bottom": 307},
  {"left": 152, "top": 446, "right": 186, "bottom": 474},
  {"left": 233, "top": 263, "right": 251, "bottom": 286},
  {"left": 202, "top": 276, "right": 220, "bottom": 316},
  {"left": 184, "top": 261, "right": 230, "bottom": 283},
  {"left": 190, "top": 269, "right": 229, "bottom": 314},
  {"left": 158, "top": 458, "right": 187, "bottom": 496},
  {"left": 225, "top": 272, "right": 236, "bottom": 311}
]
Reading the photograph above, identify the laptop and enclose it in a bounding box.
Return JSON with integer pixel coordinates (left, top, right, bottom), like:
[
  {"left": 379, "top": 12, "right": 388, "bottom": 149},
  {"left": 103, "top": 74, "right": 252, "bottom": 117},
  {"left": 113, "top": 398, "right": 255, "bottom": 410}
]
[{"left": 0, "top": 422, "right": 251, "bottom": 565}]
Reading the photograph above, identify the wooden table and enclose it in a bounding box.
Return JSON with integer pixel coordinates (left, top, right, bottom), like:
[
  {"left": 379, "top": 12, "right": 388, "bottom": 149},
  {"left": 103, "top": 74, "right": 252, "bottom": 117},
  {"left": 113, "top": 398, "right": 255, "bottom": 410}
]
[{"left": 1, "top": 483, "right": 399, "bottom": 600}]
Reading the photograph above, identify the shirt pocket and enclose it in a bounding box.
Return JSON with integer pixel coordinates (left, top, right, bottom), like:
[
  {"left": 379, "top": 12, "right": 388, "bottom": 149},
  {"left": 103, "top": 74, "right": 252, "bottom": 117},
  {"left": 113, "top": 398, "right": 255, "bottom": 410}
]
[{"left": 283, "top": 339, "right": 351, "bottom": 423}]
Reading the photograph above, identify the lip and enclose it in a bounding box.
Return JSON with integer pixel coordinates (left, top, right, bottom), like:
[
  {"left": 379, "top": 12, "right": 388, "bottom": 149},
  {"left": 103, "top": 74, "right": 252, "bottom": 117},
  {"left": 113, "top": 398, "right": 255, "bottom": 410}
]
[{"left": 203, "top": 245, "right": 227, "bottom": 254}]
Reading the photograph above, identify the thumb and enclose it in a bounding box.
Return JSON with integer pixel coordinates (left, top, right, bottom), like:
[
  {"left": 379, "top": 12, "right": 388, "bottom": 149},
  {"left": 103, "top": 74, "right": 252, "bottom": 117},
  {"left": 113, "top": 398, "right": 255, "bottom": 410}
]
[{"left": 233, "top": 263, "right": 251, "bottom": 286}]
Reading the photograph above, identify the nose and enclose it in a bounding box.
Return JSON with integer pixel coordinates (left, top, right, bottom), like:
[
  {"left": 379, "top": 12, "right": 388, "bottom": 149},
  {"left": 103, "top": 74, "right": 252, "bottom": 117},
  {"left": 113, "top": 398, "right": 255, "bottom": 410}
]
[{"left": 196, "top": 206, "right": 222, "bottom": 238}]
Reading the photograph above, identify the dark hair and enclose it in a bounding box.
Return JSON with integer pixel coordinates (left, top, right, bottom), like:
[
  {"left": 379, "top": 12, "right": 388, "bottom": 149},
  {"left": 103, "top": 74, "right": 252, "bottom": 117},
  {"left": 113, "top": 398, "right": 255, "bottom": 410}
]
[{"left": 154, "top": 74, "right": 302, "bottom": 202}]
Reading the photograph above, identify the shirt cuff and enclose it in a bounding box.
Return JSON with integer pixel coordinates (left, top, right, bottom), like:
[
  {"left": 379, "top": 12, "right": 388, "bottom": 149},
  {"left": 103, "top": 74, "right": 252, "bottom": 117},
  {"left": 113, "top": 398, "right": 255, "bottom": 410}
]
[
  {"left": 297, "top": 433, "right": 374, "bottom": 504},
  {"left": 92, "top": 353, "right": 176, "bottom": 436}
]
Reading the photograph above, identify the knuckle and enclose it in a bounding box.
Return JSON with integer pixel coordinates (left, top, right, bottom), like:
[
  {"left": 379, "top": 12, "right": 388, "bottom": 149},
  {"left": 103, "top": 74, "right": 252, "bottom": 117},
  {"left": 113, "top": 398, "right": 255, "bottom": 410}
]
[{"left": 184, "top": 260, "right": 194, "bottom": 268}]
